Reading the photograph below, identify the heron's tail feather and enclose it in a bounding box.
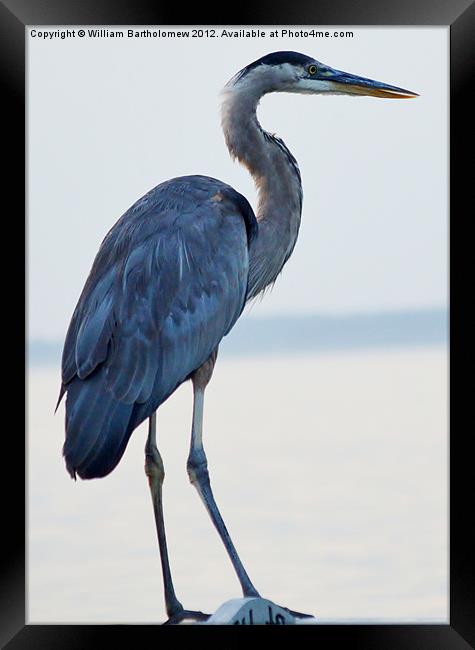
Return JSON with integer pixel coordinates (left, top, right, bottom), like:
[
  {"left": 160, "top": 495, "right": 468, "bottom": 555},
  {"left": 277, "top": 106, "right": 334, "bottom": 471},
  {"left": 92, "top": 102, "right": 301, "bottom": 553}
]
[{"left": 63, "top": 372, "right": 134, "bottom": 480}]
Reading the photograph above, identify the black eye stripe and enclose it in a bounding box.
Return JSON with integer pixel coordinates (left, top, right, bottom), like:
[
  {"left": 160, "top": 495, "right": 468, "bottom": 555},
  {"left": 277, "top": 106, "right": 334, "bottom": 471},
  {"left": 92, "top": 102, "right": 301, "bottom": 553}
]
[{"left": 234, "top": 51, "right": 315, "bottom": 84}]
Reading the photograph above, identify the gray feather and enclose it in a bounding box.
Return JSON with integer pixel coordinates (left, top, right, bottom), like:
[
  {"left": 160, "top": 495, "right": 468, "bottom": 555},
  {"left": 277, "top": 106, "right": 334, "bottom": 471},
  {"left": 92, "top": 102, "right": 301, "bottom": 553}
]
[{"left": 60, "top": 175, "right": 256, "bottom": 478}]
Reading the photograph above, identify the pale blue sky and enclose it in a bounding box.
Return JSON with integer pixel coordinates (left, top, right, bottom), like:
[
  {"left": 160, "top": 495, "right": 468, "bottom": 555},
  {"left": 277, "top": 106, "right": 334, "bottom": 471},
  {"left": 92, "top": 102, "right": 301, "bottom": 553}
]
[{"left": 28, "top": 27, "right": 448, "bottom": 340}]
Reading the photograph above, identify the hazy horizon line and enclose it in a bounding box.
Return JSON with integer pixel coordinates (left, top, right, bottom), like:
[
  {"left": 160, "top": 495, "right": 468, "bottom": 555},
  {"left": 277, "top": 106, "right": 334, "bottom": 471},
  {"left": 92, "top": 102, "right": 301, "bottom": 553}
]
[{"left": 28, "top": 306, "right": 447, "bottom": 366}]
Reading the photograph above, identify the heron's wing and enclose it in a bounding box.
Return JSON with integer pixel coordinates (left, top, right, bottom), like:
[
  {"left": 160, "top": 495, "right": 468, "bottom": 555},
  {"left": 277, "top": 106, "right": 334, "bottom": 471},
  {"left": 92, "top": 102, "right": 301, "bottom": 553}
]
[{"left": 60, "top": 176, "right": 256, "bottom": 406}]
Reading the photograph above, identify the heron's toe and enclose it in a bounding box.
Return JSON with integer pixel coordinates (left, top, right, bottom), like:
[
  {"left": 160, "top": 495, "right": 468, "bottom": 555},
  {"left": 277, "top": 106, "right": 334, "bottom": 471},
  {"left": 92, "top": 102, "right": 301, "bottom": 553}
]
[
  {"left": 163, "top": 609, "right": 210, "bottom": 625},
  {"left": 280, "top": 605, "right": 314, "bottom": 619}
]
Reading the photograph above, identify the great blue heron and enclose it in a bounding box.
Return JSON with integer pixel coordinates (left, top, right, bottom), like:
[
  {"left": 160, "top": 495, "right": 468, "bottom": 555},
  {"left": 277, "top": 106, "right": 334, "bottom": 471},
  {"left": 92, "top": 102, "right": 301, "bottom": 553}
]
[{"left": 57, "top": 51, "right": 417, "bottom": 624}]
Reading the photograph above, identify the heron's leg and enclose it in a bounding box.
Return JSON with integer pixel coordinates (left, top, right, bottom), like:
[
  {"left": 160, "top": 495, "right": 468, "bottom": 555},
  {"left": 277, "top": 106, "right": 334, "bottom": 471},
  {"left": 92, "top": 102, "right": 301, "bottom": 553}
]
[
  {"left": 187, "top": 353, "right": 260, "bottom": 599},
  {"left": 144, "top": 413, "right": 183, "bottom": 617},
  {"left": 145, "top": 413, "right": 209, "bottom": 623}
]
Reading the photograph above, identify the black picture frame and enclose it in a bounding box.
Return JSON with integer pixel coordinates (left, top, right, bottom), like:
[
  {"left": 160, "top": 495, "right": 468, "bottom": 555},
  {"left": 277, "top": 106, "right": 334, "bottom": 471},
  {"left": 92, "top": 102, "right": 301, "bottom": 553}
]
[{"left": 3, "top": 0, "right": 473, "bottom": 647}]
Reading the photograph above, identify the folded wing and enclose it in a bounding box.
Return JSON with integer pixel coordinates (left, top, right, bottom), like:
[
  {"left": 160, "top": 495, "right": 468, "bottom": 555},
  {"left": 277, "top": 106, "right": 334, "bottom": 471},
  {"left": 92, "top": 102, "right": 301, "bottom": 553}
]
[{"left": 59, "top": 175, "right": 257, "bottom": 479}]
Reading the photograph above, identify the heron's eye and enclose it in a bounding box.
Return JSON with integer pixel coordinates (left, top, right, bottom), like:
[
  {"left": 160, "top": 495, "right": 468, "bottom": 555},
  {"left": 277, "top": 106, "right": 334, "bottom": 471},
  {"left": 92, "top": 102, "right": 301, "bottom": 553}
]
[{"left": 308, "top": 64, "right": 317, "bottom": 75}]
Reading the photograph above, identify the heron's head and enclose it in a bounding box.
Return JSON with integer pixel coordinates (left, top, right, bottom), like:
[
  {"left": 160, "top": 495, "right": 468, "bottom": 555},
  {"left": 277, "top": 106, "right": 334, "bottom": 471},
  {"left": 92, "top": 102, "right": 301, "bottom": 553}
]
[{"left": 229, "top": 51, "right": 418, "bottom": 100}]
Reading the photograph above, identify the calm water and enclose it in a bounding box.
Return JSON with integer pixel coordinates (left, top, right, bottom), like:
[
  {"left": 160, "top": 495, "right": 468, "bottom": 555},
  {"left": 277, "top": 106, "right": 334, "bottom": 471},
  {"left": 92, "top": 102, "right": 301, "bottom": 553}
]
[{"left": 28, "top": 347, "right": 448, "bottom": 623}]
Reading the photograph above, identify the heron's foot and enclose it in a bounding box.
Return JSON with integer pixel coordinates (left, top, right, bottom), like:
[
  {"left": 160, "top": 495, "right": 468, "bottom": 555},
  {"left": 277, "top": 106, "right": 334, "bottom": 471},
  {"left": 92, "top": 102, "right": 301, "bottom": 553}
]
[
  {"left": 163, "top": 609, "right": 210, "bottom": 625},
  {"left": 280, "top": 605, "right": 314, "bottom": 620}
]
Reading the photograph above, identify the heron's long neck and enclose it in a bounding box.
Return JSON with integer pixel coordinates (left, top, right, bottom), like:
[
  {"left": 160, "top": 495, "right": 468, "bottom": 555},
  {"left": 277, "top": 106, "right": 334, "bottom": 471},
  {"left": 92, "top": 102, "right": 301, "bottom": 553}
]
[{"left": 221, "top": 85, "right": 303, "bottom": 299}]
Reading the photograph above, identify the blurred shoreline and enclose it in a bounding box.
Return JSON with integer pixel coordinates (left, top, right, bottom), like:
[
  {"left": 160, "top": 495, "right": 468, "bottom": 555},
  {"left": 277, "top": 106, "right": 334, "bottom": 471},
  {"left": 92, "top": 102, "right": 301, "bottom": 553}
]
[{"left": 28, "top": 307, "right": 447, "bottom": 367}]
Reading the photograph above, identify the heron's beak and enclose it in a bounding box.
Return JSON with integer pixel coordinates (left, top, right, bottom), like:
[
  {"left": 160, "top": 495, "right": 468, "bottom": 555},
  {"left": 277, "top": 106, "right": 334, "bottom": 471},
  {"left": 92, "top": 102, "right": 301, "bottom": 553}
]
[{"left": 317, "top": 65, "right": 418, "bottom": 99}]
